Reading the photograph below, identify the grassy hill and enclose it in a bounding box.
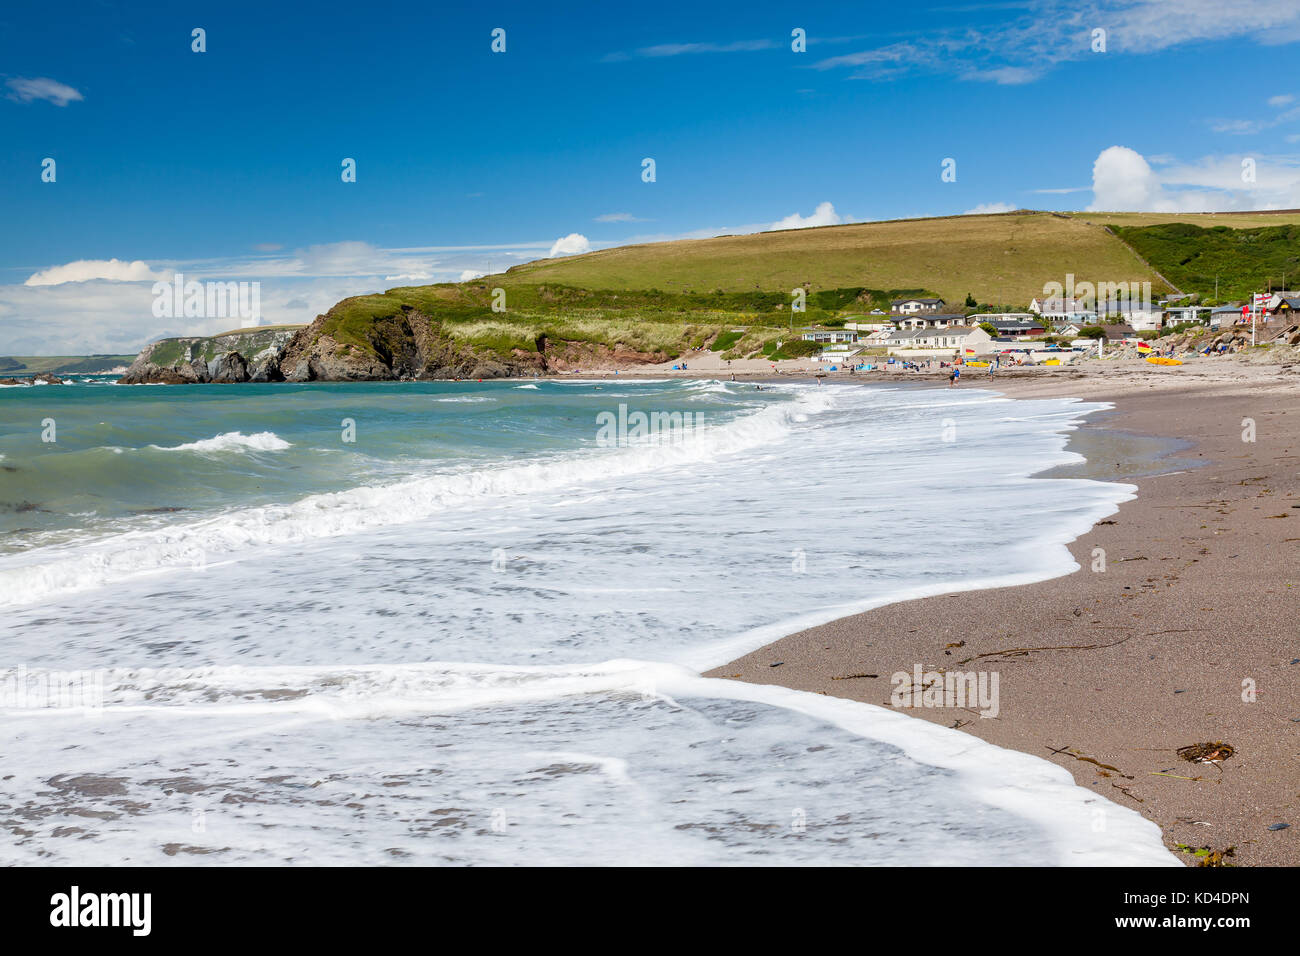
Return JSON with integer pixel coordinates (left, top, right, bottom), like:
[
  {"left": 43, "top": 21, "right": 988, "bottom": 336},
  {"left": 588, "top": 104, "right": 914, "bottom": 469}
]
[
  {"left": 125, "top": 209, "right": 1300, "bottom": 376},
  {"left": 1105, "top": 222, "right": 1300, "bottom": 302},
  {"left": 1071, "top": 210, "right": 1300, "bottom": 229},
  {"left": 303, "top": 281, "right": 929, "bottom": 365},
  {"left": 503, "top": 210, "right": 1173, "bottom": 306},
  {"left": 0, "top": 354, "right": 136, "bottom": 375}
]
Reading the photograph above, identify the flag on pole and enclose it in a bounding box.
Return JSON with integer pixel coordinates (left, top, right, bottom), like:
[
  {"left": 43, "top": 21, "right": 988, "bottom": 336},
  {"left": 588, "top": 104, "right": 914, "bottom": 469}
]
[
  {"left": 965, "top": 347, "right": 975, "bottom": 354},
  {"left": 1136, "top": 340, "right": 1152, "bottom": 353}
]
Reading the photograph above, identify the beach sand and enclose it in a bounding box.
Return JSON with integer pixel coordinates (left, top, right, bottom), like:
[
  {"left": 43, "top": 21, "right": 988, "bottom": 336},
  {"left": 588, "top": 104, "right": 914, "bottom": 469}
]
[{"left": 703, "top": 357, "right": 1300, "bottom": 866}]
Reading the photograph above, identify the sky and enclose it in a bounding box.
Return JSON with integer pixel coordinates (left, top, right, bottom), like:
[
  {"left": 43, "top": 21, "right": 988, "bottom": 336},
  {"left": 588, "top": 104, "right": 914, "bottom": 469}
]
[{"left": 3, "top": 0, "right": 1300, "bottom": 353}]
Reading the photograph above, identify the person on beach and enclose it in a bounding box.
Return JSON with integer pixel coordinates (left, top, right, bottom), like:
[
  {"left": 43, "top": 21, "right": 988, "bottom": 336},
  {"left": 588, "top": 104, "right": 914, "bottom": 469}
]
[{"left": 948, "top": 369, "right": 956, "bottom": 386}]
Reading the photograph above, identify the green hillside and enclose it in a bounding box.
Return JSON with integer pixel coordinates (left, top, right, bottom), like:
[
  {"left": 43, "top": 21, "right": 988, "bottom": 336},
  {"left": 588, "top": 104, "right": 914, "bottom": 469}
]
[
  {"left": 1107, "top": 222, "right": 1300, "bottom": 302},
  {"left": 504, "top": 210, "right": 1173, "bottom": 306},
  {"left": 124, "top": 209, "right": 1300, "bottom": 376},
  {"left": 0, "top": 354, "right": 136, "bottom": 375},
  {"left": 309, "top": 281, "right": 936, "bottom": 365}
]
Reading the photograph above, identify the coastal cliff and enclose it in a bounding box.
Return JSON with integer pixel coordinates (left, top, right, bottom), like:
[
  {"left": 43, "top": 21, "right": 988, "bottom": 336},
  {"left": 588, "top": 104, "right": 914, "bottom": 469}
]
[
  {"left": 118, "top": 288, "right": 676, "bottom": 384},
  {"left": 118, "top": 327, "right": 301, "bottom": 384}
]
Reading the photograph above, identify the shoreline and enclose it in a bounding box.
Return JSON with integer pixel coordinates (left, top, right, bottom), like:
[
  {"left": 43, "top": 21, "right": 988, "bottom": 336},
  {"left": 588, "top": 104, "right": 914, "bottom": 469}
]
[{"left": 706, "top": 363, "right": 1300, "bottom": 866}]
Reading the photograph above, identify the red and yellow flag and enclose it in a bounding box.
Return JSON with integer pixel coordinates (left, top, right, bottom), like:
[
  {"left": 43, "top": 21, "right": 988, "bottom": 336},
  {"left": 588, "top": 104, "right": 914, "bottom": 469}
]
[{"left": 1136, "top": 341, "right": 1152, "bottom": 353}]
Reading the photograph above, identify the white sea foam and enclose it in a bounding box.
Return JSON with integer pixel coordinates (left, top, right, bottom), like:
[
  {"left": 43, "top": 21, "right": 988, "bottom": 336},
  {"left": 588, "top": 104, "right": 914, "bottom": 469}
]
[
  {"left": 0, "top": 391, "right": 828, "bottom": 607},
  {"left": 152, "top": 430, "right": 291, "bottom": 453},
  {"left": 0, "top": 382, "right": 1177, "bottom": 866},
  {"left": 0, "top": 657, "right": 1175, "bottom": 865}
]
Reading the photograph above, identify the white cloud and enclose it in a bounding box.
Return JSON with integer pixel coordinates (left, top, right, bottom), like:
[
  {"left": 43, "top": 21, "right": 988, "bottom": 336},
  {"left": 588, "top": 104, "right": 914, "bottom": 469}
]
[
  {"left": 547, "top": 233, "right": 592, "bottom": 257},
  {"left": 963, "top": 202, "right": 1018, "bottom": 215},
  {"left": 812, "top": 1, "right": 1300, "bottom": 84},
  {"left": 965, "top": 67, "right": 1040, "bottom": 85},
  {"left": 1086, "top": 144, "right": 1300, "bottom": 211},
  {"left": 24, "top": 258, "right": 166, "bottom": 286},
  {"left": 1211, "top": 96, "right": 1300, "bottom": 135},
  {"left": 2, "top": 239, "right": 568, "bottom": 353},
  {"left": 291, "top": 241, "right": 394, "bottom": 276},
  {"left": 604, "top": 39, "right": 776, "bottom": 61},
  {"left": 768, "top": 201, "right": 843, "bottom": 230},
  {"left": 593, "top": 212, "right": 649, "bottom": 223},
  {"left": 458, "top": 270, "right": 487, "bottom": 281},
  {"left": 5, "top": 76, "right": 83, "bottom": 106},
  {"left": 1089, "top": 146, "right": 1164, "bottom": 209},
  {"left": 0, "top": 277, "right": 380, "bottom": 355}
]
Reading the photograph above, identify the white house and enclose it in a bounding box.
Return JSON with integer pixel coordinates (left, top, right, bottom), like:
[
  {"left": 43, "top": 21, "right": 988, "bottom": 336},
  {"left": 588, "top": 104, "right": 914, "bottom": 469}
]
[
  {"left": 1030, "top": 296, "right": 1088, "bottom": 315},
  {"left": 890, "top": 297, "right": 945, "bottom": 315},
  {"left": 818, "top": 345, "right": 863, "bottom": 364},
  {"left": 1105, "top": 303, "right": 1163, "bottom": 331},
  {"left": 893, "top": 312, "right": 968, "bottom": 330},
  {"left": 1163, "top": 306, "right": 1211, "bottom": 326},
  {"left": 800, "top": 328, "right": 859, "bottom": 344},
  {"left": 844, "top": 318, "right": 893, "bottom": 332},
  {"left": 887, "top": 326, "right": 993, "bottom": 354}
]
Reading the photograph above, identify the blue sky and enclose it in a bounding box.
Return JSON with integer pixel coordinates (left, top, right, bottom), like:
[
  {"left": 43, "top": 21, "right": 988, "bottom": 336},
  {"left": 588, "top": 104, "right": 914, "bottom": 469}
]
[{"left": 3, "top": 0, "right": 1300, "bottom": 352}]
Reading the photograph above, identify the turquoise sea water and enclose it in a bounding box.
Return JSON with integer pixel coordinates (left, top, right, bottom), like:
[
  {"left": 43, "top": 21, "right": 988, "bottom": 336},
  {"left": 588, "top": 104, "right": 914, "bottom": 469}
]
[{"left": 0, "top": 376, "right": 1178, "bottom": 865}]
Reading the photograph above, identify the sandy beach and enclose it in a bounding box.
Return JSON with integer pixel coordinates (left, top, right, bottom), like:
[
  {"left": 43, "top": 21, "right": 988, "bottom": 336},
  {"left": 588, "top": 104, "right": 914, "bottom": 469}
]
[{"left": 700, "top": 356, "right": 1300, "bottom": 866}]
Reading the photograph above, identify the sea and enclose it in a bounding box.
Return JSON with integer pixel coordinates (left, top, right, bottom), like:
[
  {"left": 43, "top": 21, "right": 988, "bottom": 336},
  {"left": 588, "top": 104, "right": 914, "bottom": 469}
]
[{"left": 0, "top": 375, "right": 1178, "bottom": 865}]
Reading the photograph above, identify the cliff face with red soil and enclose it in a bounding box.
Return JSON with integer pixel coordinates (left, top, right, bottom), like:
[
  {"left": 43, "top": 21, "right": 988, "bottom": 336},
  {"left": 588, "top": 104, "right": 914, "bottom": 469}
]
[{"left": 119, "top": 308, "right": 671, "bottom": 385}]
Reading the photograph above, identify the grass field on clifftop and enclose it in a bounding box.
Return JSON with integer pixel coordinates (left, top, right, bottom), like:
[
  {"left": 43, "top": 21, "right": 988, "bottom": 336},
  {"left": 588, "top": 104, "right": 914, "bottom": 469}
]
[
  {"left": 502, "top": 211, "right": 1173, "bottom": 305},
  {"left": 129, "top": 209, "right": 1300, "bottom": 370}
]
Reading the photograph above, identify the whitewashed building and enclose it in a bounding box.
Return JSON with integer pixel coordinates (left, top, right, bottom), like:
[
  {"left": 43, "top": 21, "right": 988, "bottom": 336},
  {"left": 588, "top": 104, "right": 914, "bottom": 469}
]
[
  {"left": 886, "top": 325, "right": 993, "bottom": 354},
  {"left": 800, "top": 328, "right": 860, "bottom": 344},
  {"left": 893, "top": 312, "right": 969, "bottom": 330},
  {"left": 1105, "top": 303, "right": 1163, "bottom": 331},
  {"left": 890, "top": 297, "right": 945, "bottom": 315}
]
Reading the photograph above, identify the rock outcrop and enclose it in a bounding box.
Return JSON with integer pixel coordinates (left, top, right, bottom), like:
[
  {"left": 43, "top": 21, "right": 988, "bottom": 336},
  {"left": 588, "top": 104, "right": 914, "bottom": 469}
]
[
  {"left": 119, "top": 297, "right": 672, "bottom": 384},
  {"left": 118, "top": 328, "right": 301, "bottom": 384},
  {"left": 207, "top": 351, "right": 249, "bottom": 383},
  {"left": 279, "top": 308, "right": 493, "bottom": 381}
]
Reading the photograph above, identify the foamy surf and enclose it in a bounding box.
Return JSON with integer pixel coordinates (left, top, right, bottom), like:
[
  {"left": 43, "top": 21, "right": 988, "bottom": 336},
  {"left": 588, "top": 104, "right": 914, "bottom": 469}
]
[
  {"left": 0, "top": 380, "right": 1176, "bottom": 866},
  {"left": 0, "top": 389, "right": 825, "bottom": 608},
  {"left": 152, "top": 430, "right": 292, "bottom": 453},
  {"left": 0, "top": 657, "right": 1175, "bottom": 865}
]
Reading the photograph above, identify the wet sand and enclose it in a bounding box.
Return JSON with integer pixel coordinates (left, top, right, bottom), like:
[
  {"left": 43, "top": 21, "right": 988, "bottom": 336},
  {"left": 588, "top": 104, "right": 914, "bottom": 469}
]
[{"left": 706, "top": 362, "right": 1300, "bottom": 866}]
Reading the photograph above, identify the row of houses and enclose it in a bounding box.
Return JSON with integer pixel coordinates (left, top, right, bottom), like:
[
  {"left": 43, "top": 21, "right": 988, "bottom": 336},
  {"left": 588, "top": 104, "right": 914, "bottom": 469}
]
[
  {"left": 806, "top": 315, "right": 1048, "bottom": 345},
  {"left": 892, "top": 296, "right": 1163, "bottom": 329},
  {"left": 1206, "top": 293, "right": 1300, "bottom": 329},
  {"left": 826, "top": 290, "right": 1300, "bottom": 348}
]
